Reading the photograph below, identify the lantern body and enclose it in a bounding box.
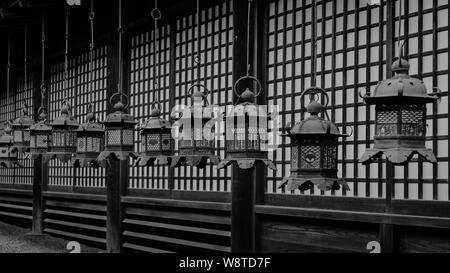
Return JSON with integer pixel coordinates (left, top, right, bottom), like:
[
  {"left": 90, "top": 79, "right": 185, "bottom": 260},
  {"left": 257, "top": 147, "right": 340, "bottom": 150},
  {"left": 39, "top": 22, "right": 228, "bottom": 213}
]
[
  {"left": 360, "top": 58, "right": 439, "bottom": 165},
  {"left": 290, "top": 136, "right": 338, "bottom": 181},
  {"left": 11, "top": 106, "right": 33, "bottom": 153},
  {"left": 225, "top": 104, "right": 268, "bottom": 160},
  {"left": 141, "top": 127, "right": 172, "bottom": 156},
  {"left": 97, "top": 101, "right": 137, "bottom": 162},
  {"left": 29, "top": 121, "right": 52, "bottom": 156},
  {"left": 72, "top": 117, "right": 105, "bottom": 167},
  {"left": 0, "top": 130, "right": 19, "bottom": 168},
  {"left": 48, "top": 102, "right": 80, "bottom": 162},
  {"left": 178, "top": 94, "right": 215, "bottom": 157}
]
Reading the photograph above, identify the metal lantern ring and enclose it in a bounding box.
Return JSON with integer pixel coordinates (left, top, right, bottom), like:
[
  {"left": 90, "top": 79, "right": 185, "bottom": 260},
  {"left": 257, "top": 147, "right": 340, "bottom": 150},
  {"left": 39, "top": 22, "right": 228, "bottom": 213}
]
[
  {"left": 97, "top": 92, "right": 137, "bottom": 163},
  {"left": 359, "top": 58, "right": 441, "bottom": 165},
  {"left": 72, "top": 103, "right": 105, "bottom": 168},
  {"left": 278, "top": 87, "right": 350, "bottom": 192},
  {"left": 0, "top": 121, "right": 21, "bottom": 168},
  {"left": 170, "top": 83, "right": 220, "bottom": 169},
  {"left": 134, "top": 101, "right": 173, "bottom": 167},
  {"left": 47, "top": 98, "right": 80, "bottom": 163},
  {"left": 217, "top": 75, "right": 276, "bottom": 170}
]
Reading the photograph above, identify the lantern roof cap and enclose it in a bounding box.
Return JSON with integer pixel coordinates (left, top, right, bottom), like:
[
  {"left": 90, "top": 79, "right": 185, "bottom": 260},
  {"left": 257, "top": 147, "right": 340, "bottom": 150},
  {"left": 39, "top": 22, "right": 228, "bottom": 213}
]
[
  {"left": 141, "top": 107, "right": 171, "bottom": 131},
  {"left": 364, "top": 58, "right": 438, "bottom": 104},
  {"left": 240, "top": 88, "right": 255, "bottom": 103},
  {"left": 306, "top": 101, "right": 322, "bottom": 114},
  {"left": 289, "top": 115, "right": 343, "bottom": 137},
  {"left": 50, "top": 100, "right": 80, "bottom": 127},
  {"left": 12, "top": 104, "right": 33, "bottom": 127},
  {"left": 102, "top": 108, "right": 137, "bottom": 125},
  {"left": 30, "top": 120, "right": 52, "bottom": 132}
]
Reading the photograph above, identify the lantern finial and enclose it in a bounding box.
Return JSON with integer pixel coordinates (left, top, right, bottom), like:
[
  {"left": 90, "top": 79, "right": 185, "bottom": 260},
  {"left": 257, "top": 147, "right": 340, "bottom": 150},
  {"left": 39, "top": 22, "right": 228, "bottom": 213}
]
[
  {"left": 240, "top": 88, "right": 255, "bottom": 103},
  {"left": 306, "top": 100, "right": 322, "bottom": 115}
]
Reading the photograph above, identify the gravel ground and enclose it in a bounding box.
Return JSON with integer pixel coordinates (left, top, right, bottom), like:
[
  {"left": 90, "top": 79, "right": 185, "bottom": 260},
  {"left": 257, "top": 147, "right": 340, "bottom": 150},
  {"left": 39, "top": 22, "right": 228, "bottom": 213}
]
[{"left": 0, "top": 221, "right": 103, "bottom": 253}]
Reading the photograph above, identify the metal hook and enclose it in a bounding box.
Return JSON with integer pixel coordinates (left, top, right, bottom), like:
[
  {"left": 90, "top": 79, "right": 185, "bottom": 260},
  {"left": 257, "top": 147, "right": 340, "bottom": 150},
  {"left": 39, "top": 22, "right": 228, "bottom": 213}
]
[
  {"left": 343, "top": 125, "right": 353, "bottom": 138},
  {"left": 431, "top": 87, "right": 442, "bottom": 104}
]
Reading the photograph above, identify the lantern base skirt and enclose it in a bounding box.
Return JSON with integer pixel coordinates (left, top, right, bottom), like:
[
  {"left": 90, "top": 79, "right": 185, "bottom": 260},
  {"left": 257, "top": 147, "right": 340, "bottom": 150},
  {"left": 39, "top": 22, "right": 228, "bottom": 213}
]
[
  {"left": 97, "top": 151, "right": 137, "bottom": 163},
  {"left": 72, "top": 157, "right": 106, "bottom": 168},
  {"left": 170, "top": 155, "right": 220, "bottom": 169},
  {"left": 134, "top": 155, "right": 171, "bottom": 167},
  {"left": 278, "top": 176, "right": 350, "bottom": 192},
  {"left": 217, "top": 158, "right": 277, "bottom": 170},
  {"left": 359, "top": 148, "right": 437, "bottom": 165},
  {"left": 0, "top": 160, "right": 22, "bottom": 168}
]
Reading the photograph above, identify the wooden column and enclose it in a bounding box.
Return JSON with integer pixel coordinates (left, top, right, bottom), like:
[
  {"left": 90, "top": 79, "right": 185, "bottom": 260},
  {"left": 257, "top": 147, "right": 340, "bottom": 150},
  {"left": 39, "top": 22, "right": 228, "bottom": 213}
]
[
  {"left": 379, "top": 0, "right": 396, "bottom": 253},
  {"left": 30, "top": 21, "right": 49, "bottom": 235},
  {"left": 105, "top": 0, "right": 128, "bottom": 253},
  {"left": 231, "top": 0, "right": 266, "bottom": 253}
]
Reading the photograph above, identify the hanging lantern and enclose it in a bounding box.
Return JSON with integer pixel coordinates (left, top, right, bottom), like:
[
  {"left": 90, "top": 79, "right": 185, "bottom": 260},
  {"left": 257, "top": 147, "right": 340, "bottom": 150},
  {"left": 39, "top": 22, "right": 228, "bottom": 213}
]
[
  {"left": 28, "top": 107, "right": 52, "bottom": 161},
  {"left": 359, "top": 58, "right": 441, "bottom": 165},
  {"left": 72, "top": 104, "right": 105, "bottom": 168},
  {"left": 46, "top": 99, "right": 79, "bottom": 163},
  {"left": 97, "top": 93, "right": 137, "bottom": 162},
  {"left": 135, "top": 102, "right": 172, "bottom": 166},
  {"left": 171, "top": 84, "right": 219, "bottom": 169},
  {"left": 0, "top": 122, "right": 21, "bottom": 168},
  {"left": 217, "top": 76, "right": 276, "bottom": 170},
  {"left": 278, "top": 87, "right": 350, "bottom": 192},
  {"left": 11, "top": 103, "right": 33, "bottom": 154}
]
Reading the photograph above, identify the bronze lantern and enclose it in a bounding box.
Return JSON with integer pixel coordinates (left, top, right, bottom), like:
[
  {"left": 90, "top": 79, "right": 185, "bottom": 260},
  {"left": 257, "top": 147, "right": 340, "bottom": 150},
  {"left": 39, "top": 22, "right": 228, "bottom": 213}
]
[
  {"left": 28, "top": 108, "right": 52, "bottom": 161},
  {"left": 72, "top": 104, "right": 105, "bottom": 168},
  {"left": 217, "top": 76, "right": 276, "bottom": 170},
  {"left": 170, "top": 84, "right": 220, "bottom": 169},
  {"left": 11, "top": 103, "right": 33, "bottom": 153},
  {"left": 47, "top": 98, "right": 79, "bottom": 163},
  {"left": 359, "top": 58, "right": 441, "bottom": 165},
  {"left": 135, "top": 102, "right": 172, "bottom": 166},
  {"left": 97, "top": 92, "right": 137, "bottom": 163},
  {"left": 278, "top": 87, "right": 350, "bottom": 192},
  {"left": 0, "top": 122, "right": 20, "bottom": 168}
]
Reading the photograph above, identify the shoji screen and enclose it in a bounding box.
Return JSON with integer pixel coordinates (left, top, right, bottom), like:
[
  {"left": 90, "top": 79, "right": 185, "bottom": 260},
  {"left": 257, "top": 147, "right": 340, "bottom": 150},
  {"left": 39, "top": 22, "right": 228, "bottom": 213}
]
[
  {"left": 128, "top": 23, "right": 172, "bottom": 190},
  {"left": 266, "top": 0, "right": 389, "bottom": 197},
  {"left": 48, "top": 46, "right": 108, "bottom": 188},
  {"left": 173, "top": 0, "right": 233, "bottom": 192},
  {"left": 392, "top": 0, "right": 449, "bottom": 201}
]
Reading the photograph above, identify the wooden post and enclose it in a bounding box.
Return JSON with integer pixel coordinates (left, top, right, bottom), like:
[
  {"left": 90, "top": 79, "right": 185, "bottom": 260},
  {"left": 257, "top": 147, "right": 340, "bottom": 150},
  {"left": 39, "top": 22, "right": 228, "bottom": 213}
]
[
  {"left": 231, "top": 0, "right": 266, "bottom": 253},
  {"left": 379, "top": 0, "right": 396, "bottom": 253},
  {"left": 105, "top": 0, "right": 128, "bottom": 253}
]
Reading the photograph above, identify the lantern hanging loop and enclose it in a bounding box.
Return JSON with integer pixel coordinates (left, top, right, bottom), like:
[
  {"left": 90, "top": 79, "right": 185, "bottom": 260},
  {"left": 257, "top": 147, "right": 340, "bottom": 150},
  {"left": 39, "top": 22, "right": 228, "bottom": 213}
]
[
  {"left": 193, "top": 0, "right": 201, "bottom": 68},
  {"left": 109, "top": 91, "right": 129, "bottom": 110},
  {"left": 187, "top": 83, "right": 210, "bottom": 106},
  {"left": 24, "top": 25, "right": 28, "bottom": 96},
  {"left": 150, "top": 0, "right": 161, "bottom": 102},
  {"left": 88, "top": 0, "right": 95, "bottom": 109},
  {"left": 233, "top": 75, "right": 262, "bottom": 105},
  {"left": 299, "top": 87, "right": 330, "bottom": 109},
  {"left": 64, "top": 5, "right": 70, "bottom": 93},
  {"left": 6, "top": 33, "right": 11, "bottom": 108}
]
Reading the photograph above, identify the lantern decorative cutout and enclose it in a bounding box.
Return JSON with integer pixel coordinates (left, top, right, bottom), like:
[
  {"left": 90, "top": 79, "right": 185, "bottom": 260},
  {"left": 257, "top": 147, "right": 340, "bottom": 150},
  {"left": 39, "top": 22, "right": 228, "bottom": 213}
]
[
  {"left": 0, "top": 122, "right": 21, "bottom": 168},
  {"left": 217, "top": 76, "right": 276, "bottom": 170},
  {"left": 359, "top": 57, "right": 441, "bottom": 165},
  {"left": 134, "top": 102, "right": 173, "bottom": 166},
  {"left": 12, "top": 103, "right": 33, "bottom": 154},
  {"left": 28, "top": 108, "right": 52, "bottom": 161},
  {"left": 71, "top": 104, "right": 105, "bottom": 168},
  {"left": 278, "top": 87, "right": 350, "bottom": 192},
  {"left": 47, "top": 98, "right": 79, "bottom": 163},
  {"left": 97, "top": 93, "right": 137, "bottom": 163},
  {"left": 170, "top": 84, "right": 220, "bottom": 169}
]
